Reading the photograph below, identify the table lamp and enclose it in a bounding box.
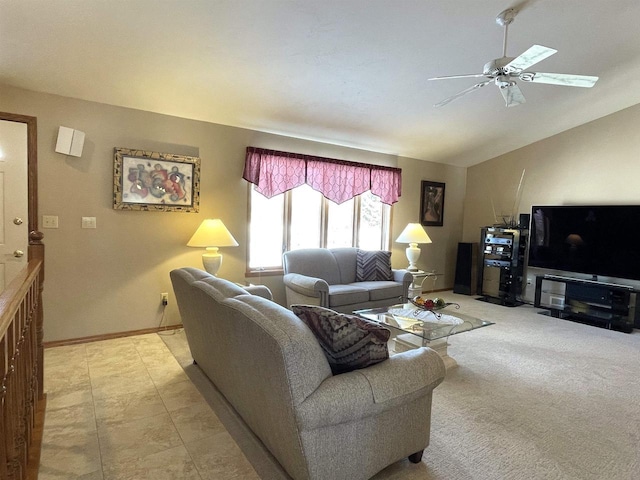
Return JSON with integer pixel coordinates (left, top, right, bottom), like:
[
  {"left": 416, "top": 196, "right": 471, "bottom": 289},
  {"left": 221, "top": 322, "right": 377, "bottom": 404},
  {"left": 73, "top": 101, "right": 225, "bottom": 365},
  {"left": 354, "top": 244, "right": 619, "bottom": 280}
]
[
  {"left": 187, "top": 219, "right": 239, "bottom": 275},
  {"left": 396, "top": 223, "right": 432, "bottom": 271}
]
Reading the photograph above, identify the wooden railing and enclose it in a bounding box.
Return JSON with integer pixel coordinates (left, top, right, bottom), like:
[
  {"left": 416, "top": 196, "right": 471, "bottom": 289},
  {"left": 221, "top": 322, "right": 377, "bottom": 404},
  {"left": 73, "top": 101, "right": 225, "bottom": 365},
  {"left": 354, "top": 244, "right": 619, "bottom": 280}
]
[{"left": 0, "top": 259, "right": 44, "bottom": 480}]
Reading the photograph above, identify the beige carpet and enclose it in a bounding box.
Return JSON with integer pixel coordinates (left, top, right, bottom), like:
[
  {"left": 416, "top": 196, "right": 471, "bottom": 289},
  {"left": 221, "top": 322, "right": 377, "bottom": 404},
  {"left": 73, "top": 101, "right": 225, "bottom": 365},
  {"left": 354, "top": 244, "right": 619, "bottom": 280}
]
[{"left": 163, "top": 293, "right": 640, "bottom": 480}]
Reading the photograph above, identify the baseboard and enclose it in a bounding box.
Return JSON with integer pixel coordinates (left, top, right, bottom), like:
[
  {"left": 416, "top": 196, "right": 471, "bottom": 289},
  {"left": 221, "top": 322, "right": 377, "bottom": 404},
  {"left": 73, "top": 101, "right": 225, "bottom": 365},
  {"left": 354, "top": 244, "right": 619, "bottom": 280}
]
[
  {"left": 44, "top": 324, "right": 183, "bottom": 348},
  {"left": 420, "top": 286, "right": 453, "bottom": 294}
]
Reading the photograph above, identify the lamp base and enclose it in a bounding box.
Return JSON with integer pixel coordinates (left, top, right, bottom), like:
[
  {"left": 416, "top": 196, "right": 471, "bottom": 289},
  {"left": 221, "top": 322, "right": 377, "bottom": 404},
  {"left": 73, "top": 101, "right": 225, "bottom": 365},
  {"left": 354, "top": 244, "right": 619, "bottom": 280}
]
[
  {"left": 405, "top": 243, "right": 421, "bottom": 271},
  {"left": 202, "top": 247, "right": 222, "bottom": 276}
]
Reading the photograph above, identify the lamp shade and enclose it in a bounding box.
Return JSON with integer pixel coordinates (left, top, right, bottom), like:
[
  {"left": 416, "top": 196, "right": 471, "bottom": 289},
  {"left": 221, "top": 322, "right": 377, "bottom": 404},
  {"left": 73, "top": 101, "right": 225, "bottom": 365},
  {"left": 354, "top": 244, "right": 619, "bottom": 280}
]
[
  {"left": 187, "top": 219, "right": 239, "bottom": 248},
  {"left": 187, "top": 219, "right": 238, "bottom": 275},
  {"left": 396, "top": 223, "right": 432, "bottom": 244}
]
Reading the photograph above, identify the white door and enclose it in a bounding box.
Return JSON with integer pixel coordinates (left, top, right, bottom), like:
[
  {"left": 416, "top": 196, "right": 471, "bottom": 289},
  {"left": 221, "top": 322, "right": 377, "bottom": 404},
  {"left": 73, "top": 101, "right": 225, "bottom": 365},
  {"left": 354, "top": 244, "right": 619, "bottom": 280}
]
[{"left": 0, "top": 120, "right": 28, "bottom": 293}]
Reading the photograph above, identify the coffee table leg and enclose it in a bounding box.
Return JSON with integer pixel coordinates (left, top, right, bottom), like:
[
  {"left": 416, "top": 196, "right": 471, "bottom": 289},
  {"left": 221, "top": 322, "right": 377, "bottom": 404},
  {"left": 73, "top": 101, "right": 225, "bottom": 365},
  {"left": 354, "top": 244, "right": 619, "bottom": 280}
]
[
  {"left": 426, "top": 338, "right": 458, "bottom": 369},
  {"left": 394, "top": 335, "right": 458, "bottom": 369}
]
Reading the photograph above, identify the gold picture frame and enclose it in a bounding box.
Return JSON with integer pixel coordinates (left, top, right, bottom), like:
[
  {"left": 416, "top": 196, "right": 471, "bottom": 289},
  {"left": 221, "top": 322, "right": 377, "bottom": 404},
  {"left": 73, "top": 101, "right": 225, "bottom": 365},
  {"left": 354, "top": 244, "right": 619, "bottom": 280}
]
[{"left": 113, "top": 148, "right": 200, "bottom": 212}]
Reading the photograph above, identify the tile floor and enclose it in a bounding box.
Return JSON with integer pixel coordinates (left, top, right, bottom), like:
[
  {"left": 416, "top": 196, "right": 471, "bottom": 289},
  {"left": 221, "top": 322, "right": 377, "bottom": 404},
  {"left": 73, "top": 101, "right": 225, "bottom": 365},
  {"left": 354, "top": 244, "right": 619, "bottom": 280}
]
[{"left": 40, "top": 331, "right": 260, "bottom": 480}]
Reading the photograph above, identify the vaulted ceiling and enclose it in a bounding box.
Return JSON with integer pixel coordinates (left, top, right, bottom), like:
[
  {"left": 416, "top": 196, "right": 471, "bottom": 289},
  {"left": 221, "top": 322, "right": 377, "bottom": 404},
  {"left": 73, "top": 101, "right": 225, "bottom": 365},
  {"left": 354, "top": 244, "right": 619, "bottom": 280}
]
[{"left": 2, "top": 0, "right": 640, "bottom": 166}]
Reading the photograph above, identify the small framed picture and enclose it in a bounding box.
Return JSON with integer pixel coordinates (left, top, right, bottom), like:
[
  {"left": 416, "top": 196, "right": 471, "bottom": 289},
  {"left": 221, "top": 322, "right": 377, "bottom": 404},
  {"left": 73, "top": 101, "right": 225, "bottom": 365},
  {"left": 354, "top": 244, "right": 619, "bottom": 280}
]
[
  {"left": 420, "top": 180, "right": 445, "bottom": 226},
  {"left": 113, "top": 148, "right": 200, "bottom": 212}
]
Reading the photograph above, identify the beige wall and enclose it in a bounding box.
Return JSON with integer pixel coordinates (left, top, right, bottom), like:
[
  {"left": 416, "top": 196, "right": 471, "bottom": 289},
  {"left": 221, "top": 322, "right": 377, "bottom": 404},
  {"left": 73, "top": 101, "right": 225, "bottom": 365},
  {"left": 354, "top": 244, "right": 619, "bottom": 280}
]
[
  {"left": 394, "top": 157, "right": 466, "bottom": 290},
  {"left": 463, "top": 103, "right": 640, "bottom": 300},
  {"left": 14, "top": 77, "right": 637, "bottom": 340},
  {"left": 1, "top": 85, "right": 466, "bottom": 342}
]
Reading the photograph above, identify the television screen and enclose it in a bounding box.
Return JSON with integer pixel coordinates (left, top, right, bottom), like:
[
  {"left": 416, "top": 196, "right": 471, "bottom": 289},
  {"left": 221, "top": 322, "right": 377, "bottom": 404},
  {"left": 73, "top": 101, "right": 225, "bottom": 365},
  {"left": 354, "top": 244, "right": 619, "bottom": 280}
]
[{"left": 528, "top": 205, "right": 640, "bottom": 282}]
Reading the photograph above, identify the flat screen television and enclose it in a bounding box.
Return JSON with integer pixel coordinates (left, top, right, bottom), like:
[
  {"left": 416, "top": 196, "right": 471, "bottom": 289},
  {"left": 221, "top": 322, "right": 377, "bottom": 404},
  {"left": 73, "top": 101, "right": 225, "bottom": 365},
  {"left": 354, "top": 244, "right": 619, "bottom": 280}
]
[{"left": 528, "top": 205, "right": 640, "bottom": 282}]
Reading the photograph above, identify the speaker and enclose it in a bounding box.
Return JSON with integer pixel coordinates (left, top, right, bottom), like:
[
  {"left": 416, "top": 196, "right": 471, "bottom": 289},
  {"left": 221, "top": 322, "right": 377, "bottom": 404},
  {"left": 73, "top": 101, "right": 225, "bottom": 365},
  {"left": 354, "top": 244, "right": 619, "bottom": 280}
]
[
  {"left": 519, "top": 213, "right": 530, "bottom": 229},
  {"left": 55, "top": 126, "right": 85, "bottom": 157},
  {"left": 453, "top": 242, "right": 478, "bottom": 295}
]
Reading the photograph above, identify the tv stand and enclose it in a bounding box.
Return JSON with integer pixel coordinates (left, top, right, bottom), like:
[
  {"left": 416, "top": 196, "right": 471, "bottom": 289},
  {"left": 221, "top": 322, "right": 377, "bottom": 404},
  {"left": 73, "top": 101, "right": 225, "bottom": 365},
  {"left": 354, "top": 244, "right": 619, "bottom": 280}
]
[{"left": 534, "top": 275, "right": 639, "bottom": 333}]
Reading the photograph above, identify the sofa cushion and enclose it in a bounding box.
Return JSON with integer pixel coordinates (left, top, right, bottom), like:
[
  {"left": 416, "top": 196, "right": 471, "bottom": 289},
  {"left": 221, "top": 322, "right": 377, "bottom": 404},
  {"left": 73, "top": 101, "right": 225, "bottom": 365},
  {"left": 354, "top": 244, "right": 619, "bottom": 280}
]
[
  {"left": 283, "top": 248, "right": 342, "bottom": 285},
  {"left": 199, "top": 276, "right": 249, "bottom": 298},
  {"left": 350, "top": 281, "right": 404, "bottom": 302},
  {"left": 356, "top": 250, "right": 394, "bottom": 282},
  {"left": 327, "top": 284, "right": 370, "bottom": 307},
  {"left": 291, "top": 305, "right": 390, "bottom": 375},
  {"left": 330, "top": 247, "right": 358, "bottom": 283}
]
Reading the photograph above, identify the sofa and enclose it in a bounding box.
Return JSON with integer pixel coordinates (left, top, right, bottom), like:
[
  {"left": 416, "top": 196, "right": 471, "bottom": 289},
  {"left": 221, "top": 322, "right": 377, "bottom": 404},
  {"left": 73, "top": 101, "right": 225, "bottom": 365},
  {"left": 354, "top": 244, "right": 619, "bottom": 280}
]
[
  {"left": 170, "top": 267, "right": 446, "bottom": 480},
  {"left": 283, "top": 247, "right": 413, "bottom": 313}
]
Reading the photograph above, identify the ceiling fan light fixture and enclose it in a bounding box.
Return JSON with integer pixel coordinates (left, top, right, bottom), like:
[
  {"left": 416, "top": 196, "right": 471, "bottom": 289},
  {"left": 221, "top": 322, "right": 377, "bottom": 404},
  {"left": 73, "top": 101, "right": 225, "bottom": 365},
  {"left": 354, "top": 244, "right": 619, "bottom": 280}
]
[
  {"left": 496, "top": 76, "right": 515, "bottom": 89},
  {"left": 483, "top": 58, "right": 513, "bottom": 76},
  {"left": 430, "top": 8, "right": 598, "bottom": 108}
]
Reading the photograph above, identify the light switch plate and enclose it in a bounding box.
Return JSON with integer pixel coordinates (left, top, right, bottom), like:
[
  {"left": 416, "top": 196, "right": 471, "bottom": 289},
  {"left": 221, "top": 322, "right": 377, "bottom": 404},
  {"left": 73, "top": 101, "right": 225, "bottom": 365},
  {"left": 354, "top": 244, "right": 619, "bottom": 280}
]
[
  {"left": 42, "top": 215, "right": 59, "bottom": 228},
  {"left": 81, "top": 217, "right": 96, "bottom": 229}
]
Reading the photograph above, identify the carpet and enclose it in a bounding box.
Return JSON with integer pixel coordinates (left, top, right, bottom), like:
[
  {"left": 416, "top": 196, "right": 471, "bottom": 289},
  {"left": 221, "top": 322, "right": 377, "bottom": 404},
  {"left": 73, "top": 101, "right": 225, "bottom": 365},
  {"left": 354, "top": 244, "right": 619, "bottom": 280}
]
[{"left": 163, "top": 292, "right": 640, "bottom": 480}]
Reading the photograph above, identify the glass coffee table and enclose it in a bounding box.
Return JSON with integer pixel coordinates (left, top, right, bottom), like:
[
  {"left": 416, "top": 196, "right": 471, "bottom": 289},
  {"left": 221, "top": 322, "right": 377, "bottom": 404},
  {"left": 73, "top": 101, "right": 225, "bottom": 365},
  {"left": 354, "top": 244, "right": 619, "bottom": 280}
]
[{"left": 354, "top": 303, "right": 494, "bottom": 369}]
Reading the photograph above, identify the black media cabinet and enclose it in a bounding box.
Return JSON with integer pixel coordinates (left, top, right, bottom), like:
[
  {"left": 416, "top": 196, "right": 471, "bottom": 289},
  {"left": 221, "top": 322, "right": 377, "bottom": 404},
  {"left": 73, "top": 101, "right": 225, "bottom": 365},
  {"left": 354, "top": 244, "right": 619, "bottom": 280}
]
[
  {"left": 534, "top": 274, "right": 640, "bottom": 333},
  {"left": 478, "top": 226, "right": 527, "bottom": 306}
]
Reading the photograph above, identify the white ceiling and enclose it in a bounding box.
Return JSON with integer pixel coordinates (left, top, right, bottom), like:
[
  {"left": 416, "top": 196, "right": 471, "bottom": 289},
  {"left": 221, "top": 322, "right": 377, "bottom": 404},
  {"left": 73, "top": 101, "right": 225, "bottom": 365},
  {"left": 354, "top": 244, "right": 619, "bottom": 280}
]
[{"left": 3, "top": 0, "right": 640, "bottom": 167}]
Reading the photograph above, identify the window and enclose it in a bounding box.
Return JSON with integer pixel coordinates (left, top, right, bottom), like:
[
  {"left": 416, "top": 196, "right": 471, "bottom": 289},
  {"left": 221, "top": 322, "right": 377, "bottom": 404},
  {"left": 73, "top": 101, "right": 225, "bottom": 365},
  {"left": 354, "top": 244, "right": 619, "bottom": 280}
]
[
  {"left": 243, "top": 147, "right": 401, "bottom": 274},
  {"left": 359, "top": 191, "right": 388, "bottom": 250},
  {"left": 290, "top": 185, "right": 322, "bottom": 250},
  {"left": 327, "top": 197, "right": 354, "bottom": 248},
  {"left": 247, "top": 185, "right": 391, "bottom": 273},
  {"left": 248, "top": 187, "right": 284, "bottom": 270}
]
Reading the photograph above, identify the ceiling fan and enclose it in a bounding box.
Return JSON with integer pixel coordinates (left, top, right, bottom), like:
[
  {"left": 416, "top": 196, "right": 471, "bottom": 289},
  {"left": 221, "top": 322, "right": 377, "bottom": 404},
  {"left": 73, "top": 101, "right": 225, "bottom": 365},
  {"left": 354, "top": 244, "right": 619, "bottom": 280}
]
[{"left": 429, "top": 8, "right": 599, "bottom": 107}]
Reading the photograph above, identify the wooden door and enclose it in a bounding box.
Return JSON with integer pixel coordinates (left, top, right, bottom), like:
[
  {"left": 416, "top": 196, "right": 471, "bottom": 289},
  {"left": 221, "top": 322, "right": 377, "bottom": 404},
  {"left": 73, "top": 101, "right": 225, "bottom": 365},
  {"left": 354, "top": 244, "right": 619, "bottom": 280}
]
[{"left": 0, "top": 119, "right": 28, "bottom": 292}]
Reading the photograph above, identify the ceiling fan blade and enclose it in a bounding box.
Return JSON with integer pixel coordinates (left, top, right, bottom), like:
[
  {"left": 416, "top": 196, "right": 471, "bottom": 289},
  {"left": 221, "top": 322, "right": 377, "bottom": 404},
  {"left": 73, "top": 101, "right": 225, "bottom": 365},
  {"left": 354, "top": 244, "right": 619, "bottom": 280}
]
[
  {"left": 500, "top": 83, "right": 526, "bottom": 107},
  {"left": 520, "top": 72, "right": 599, "bottom": 88},
  {"left": 433, "top": 81, "right": 491, "bottom": 107},
  {"left": 428, "top": 73, "right": 486, "bottom": 81},
  {"left": 505, "top": 45, "right": 557, "bottom": 73}
]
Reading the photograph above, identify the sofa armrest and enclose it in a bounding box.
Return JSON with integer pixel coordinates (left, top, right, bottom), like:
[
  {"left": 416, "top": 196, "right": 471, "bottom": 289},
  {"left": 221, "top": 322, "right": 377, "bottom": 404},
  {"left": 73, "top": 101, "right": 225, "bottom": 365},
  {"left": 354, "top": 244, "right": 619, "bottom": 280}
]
[
  {"left": 393, "top": 268, "right": 413, "bottom": 284},
  {"left": 393, "top": 269, "right": 413, "bottom": 300},
  {"left": 283, "top": 273, "right": 329, "bottom": 298},
  {"left": 358, "top": 347, "right": 445, "bottom": 403},
  {"left": 296, "top": 348, "right": 445, "bottom": 430},
  {"left": 243, "top": 285, "right": 273, "bottom": 300}
]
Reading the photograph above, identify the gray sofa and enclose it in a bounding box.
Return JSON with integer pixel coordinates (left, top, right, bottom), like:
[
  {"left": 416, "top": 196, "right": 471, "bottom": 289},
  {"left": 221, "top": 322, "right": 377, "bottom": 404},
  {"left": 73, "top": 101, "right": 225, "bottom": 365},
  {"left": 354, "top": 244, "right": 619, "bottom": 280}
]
[
  {"left": 283, "top": 247, "right": 413, "bottom": 313},
  {"left": 170, "top": 267, "right": 446, "bottom": 480}
]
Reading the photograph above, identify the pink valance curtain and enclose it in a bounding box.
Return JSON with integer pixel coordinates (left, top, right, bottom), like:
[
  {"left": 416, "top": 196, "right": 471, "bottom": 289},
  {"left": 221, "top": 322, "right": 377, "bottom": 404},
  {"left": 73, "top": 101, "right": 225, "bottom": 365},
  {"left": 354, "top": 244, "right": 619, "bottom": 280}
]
[{"left": 243, "top": 147, "right": 402, "bottom": 205}]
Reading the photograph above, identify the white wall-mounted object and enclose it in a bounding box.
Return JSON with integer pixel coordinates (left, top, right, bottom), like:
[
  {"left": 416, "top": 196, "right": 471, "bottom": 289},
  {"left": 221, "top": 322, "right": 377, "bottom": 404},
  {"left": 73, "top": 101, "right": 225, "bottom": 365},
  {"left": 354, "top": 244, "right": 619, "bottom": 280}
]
[{"left": 55, "top": 126, "right": 85, "bottom": 157}]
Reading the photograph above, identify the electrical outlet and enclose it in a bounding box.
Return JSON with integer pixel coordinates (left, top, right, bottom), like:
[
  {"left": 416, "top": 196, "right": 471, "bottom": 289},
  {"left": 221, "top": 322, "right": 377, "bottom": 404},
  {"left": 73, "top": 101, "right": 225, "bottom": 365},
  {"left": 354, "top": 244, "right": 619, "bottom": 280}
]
[
  {"left": 161, "top": 292, "right": 168, "bottom": 306},
  {"left": 43, "top": 215, "right": 59, "bottom": 229}
]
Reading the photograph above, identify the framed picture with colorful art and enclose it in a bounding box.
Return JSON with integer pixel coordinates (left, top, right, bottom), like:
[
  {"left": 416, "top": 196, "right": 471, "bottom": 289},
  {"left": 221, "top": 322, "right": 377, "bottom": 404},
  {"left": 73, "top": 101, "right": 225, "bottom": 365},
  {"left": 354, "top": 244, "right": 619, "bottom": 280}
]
[
  {"left": 420, "top": 180, "right": 445, "bottom": 226},
  {"left": 113, "top": 148, "right": 200, "bottom": 212}
]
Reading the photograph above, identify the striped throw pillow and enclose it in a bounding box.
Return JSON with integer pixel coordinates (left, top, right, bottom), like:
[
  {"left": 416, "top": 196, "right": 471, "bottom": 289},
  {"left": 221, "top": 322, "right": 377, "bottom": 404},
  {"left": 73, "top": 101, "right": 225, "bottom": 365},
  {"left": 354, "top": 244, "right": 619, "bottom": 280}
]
[
  {"left": 356, "top": 249, "right": 394, "bottom": 282},
  {"left": 291, "top": 305, "right": 390, "bottom": 375}
]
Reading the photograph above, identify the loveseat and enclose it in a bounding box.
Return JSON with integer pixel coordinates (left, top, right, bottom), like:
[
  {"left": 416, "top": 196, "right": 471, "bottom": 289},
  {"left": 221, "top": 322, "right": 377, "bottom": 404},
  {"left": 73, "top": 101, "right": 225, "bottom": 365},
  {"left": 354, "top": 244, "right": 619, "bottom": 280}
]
[
  {"left": 283, "top": 247, "right": 413, "bottom": 313},
  {"left": 170, "top": 267, "right": 446, "bottom": 480}
]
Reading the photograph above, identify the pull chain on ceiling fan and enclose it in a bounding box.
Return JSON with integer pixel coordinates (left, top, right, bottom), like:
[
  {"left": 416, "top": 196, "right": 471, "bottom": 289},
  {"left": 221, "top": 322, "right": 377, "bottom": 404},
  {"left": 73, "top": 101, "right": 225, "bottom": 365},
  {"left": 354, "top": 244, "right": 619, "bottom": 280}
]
[{"left": 429, "top": 8, "right": 599, "bottom": 107}]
